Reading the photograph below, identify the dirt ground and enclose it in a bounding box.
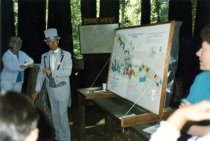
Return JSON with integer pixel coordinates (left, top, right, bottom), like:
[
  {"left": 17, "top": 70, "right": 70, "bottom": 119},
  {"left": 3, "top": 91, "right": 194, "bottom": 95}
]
[{"left": 70, "top": 104, "right": 131, "bottom": 141}]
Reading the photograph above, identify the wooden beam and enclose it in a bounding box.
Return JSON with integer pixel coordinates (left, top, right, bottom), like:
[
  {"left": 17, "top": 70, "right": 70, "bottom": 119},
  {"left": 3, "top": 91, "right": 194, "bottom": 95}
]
[{"left": 120, "top": 113, "right": 160, "bottom": 128}]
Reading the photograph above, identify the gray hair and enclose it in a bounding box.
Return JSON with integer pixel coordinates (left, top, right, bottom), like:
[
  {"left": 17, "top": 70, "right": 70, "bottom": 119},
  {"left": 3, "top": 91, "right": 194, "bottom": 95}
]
[{"left": 8, "top": 36, "right": 22, "bottom": 47}]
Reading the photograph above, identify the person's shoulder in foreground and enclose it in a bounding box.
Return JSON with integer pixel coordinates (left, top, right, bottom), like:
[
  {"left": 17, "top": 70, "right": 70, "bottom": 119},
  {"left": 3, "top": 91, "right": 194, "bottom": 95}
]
[
  {"left": 195, "top": 71, "right": 210, "bottom": 81},
  {"left": 150, "top": 101, "right": 210, "bottom": 141},
  {"left": 0, "top": 91, "right": 39, "bottom": 141}
]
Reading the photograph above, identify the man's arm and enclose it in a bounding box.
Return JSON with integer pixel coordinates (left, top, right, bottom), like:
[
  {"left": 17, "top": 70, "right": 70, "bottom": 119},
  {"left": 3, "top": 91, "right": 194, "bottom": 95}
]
[{"left": 186, "top": 125, "right": 210, "bottom": 137}]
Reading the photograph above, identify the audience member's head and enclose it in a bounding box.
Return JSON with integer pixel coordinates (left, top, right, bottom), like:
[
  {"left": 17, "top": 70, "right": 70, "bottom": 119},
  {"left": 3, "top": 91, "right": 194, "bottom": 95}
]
[
  {"left": 201, "top": 23, "right": 210, "bottom": 44},
  {"left": 0, "top": 91, "right": 39, "bottom": 141}
]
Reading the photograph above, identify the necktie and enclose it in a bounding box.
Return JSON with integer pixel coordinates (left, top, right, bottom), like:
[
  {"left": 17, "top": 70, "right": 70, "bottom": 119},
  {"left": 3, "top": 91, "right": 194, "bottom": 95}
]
[
  {"left": 50, "top": 52, "right": 55, "bottom": 71},
  {"left": 16, "top": 53, "right": 22, "bottom": 82},
  {"left": 16, "top": 72, "right": 22, "bottom": 82}
]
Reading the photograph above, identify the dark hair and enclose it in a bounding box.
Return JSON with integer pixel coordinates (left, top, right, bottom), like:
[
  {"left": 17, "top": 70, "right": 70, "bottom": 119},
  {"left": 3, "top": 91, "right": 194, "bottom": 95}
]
[
  {"left": 0, "top": 91, "right": 39, "bottom": 141},
  {"left": 200, "top": 24, "right": 210, "bottom": 44}
]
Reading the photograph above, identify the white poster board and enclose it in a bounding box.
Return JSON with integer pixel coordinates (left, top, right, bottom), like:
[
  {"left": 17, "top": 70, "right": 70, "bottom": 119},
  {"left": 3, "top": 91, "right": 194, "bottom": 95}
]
[
  {"left": 79, "top": 23, "right": 119, "bottom": 54},
  {"left": 107, "top": 22, "right": 176, "bottom": 115}
]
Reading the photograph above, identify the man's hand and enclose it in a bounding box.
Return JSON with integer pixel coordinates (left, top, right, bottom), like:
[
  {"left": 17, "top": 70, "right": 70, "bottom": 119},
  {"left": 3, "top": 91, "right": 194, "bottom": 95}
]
[
  {"left": 20, "top": 64, "right": 33, "bottom": 70},
  {"left": 42, "top": 67, "right": 51, "bottom": 75},
  {"left": 32, "top": 91, "right": 39, "bottom": 102},
  {"left": 183, "top": 101, "right": 210, "bottom": 121}
]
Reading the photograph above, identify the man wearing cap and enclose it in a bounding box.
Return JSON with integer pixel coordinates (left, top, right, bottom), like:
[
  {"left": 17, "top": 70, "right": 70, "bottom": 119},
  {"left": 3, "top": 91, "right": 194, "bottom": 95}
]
[{"left": 32, "top": 28, "right": 72, "bottom": 141}]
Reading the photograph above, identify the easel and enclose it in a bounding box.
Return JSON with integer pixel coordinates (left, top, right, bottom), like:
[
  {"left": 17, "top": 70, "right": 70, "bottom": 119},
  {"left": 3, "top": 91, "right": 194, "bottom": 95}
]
[{"left": 104, "top": 20, "right": 181, "bottom": 128}]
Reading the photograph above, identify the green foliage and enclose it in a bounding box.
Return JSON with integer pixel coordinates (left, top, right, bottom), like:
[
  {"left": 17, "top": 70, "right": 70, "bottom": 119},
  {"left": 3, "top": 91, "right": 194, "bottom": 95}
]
[
  {"left": 13, "top": 0, "right": 19, "bottom": 35},
  {"left": 151, "top": 0, "right": 168, "bottom": 23},
  {"left": 159, "top": 3, "right": 169, "bottom": 22},
  {"left": 119, "top": 0, "right": 168, "bottom": 27},
  {"left": 119, "top": 0, "right": 141, "bottom": 27},
  {"left": 192, "top": 0, "right": 197, "bottom": 32},
  {"left": 151, "top": 0, "right": 159, "bottom": 23},
  {"left": 71, "top": 0, "right": 81, "bottom": 56}
]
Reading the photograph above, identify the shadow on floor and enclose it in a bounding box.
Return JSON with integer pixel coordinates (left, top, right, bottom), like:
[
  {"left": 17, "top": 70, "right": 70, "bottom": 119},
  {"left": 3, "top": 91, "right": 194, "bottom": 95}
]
[{"left": 70, "top": 104, "right": 130, "bottom": 141}]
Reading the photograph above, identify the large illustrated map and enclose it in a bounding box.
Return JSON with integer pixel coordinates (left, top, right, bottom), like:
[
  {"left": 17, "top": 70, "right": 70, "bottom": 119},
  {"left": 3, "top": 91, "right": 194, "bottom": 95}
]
[{"left": 107, "top": 23, "right": 172, "bottom": 115}]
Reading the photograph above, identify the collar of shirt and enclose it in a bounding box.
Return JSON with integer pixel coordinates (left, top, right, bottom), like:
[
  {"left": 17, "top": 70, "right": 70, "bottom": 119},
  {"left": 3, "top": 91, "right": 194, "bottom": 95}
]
[{"left": 51, "top": 48, "right": 59, "bottom": 54}]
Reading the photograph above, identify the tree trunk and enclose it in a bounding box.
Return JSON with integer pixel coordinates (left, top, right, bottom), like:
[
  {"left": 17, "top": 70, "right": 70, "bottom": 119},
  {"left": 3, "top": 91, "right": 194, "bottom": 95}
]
[
  {"left": 18, "top": 0, "right": 46, "bottom": 63},
  {"left": 100, "top": 0, "right": 119, "bottom": 23},
  {"left": 1, "top": 0, "right": 15, "bottom": 54},
  {"left": 141, "top": 0, "right": 150, "bottom": 25},
  {"left": 81, "top": 0, "right": 96, "bottom": 21},
  {"left": 48, "top": 0, "right": 73, "bottom": 54}
]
